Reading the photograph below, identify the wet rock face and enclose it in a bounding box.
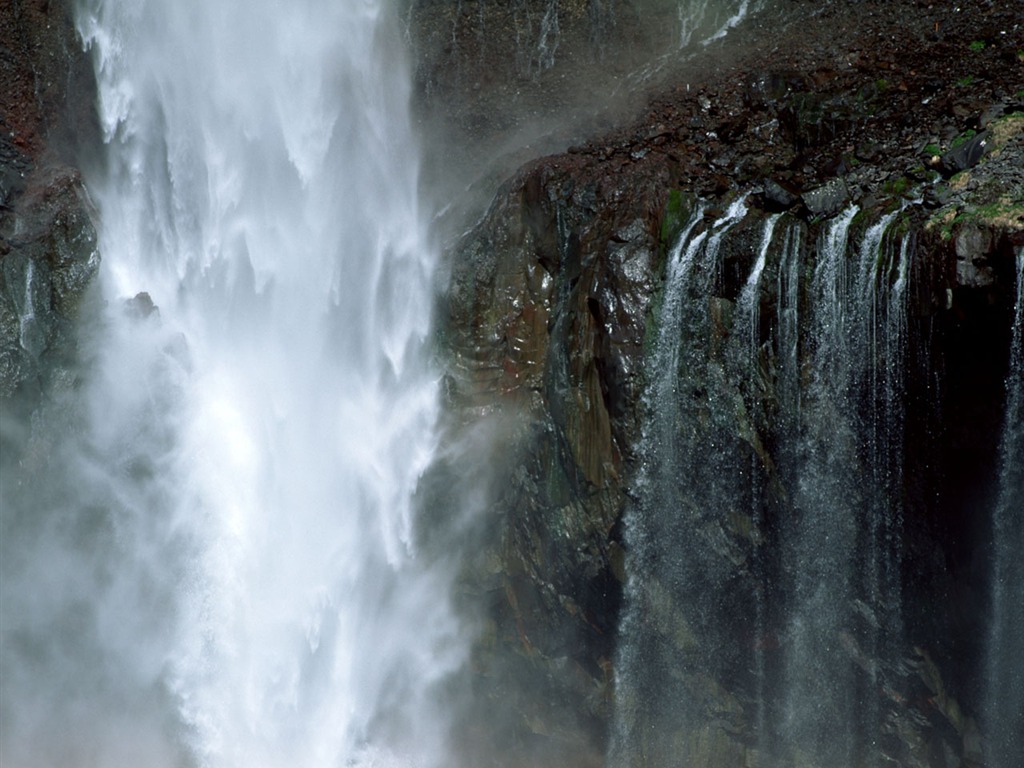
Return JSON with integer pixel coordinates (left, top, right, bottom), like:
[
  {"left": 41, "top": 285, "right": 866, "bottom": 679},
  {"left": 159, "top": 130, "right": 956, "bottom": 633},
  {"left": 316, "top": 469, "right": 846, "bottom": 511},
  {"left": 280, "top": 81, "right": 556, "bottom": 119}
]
[
  {"left": 406, "top": 0, "right": 775, "bottom": 225},
  {"left": 2, "top": 1, "right": 92, "bottom": 156},
  {"left": 441, "top": 148, "right": 676, "bottom": 765},
  {"left": 440, "top": 0, "right": 1023, "bottom": 763},
  {"left": 407, "top": 0, "right": 688, "bottom": 140},
  {"left": 1, "top": 0, "right": 100, "bottom": 408},
  {"left": 2, "top": 0, "right": 1020, "bottom": 764},
  {"left": 1, "top": 167, "right": 98, "bottom": 399}
]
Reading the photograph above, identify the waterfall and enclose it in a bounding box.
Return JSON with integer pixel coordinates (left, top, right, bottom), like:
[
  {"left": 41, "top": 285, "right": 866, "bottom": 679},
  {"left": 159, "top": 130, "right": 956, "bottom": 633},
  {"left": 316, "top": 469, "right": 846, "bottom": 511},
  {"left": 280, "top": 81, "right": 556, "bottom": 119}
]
[
  {"left": 610, "top": 197, "right": 757, "bottom": 766},
  {"left": 733, "top": 212, "right": 782, "bottom": 744},
  {"left": 0, "top": 1, "right": 460, "bottom": 766},
  {"left": 17, "top": 258, "right": 41, "bottom": 357},
  {"left": 986, "top": 247, "right": 1024, "bottom": 768},
  {"left": 612, "top": 202, "right": 913, "bottom": 766},
  {"left": 780, "top": 207, "right": 906, "bottom": 766}
]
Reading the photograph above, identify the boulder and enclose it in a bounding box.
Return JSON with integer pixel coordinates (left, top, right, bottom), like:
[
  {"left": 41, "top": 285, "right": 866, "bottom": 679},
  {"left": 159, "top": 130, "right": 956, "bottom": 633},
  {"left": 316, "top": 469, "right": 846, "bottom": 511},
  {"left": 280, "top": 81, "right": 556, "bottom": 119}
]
[
  {"left": 801, "top": 177, "right": 849, "bottom": 216},
  {"left": 942, "top": 131, "right": 990, "bottom": 175}
]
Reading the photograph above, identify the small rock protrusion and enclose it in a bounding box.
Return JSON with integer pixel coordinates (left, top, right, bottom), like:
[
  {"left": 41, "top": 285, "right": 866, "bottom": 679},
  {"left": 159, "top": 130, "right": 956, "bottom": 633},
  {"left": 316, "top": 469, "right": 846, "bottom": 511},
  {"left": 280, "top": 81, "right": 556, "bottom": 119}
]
[
  {"left": 941, "top": 131, "right": 989, "bottom": 175},
  {"left": 802, "top": 177, "right": 850, "bottom": 216},
  {"left": 126, "top": 291, "right": 159, "bottom": 319},
  {"left": 954, "top": 226, "right": 995, "bottom": 288},
  {"left": 761, "top": 179, "right": 801, "bottom": 212}
]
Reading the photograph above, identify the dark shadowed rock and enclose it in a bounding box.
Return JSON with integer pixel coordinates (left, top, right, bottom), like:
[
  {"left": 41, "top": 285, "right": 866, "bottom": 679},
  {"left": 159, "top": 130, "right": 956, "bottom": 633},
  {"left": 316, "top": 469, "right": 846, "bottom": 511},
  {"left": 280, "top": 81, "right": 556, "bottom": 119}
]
[
  {"left": 1, "top": 0, "right": 101, "bottom": 422},
  {"left": 942, "top": 131, "right": 991, "bottom": 175},
  {"left": 955, "top": 226, "right": 995, "bottom": 288},
  {"left": 801, "top": 177, "right": 848, "bottom": 216},
  {"left": 762, "top": 178, "right": 800, "bottom": 211}
]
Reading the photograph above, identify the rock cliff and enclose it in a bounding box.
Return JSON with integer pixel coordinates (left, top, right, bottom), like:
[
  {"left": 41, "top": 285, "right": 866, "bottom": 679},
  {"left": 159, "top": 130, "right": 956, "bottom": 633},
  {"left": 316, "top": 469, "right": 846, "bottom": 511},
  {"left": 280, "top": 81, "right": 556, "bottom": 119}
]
[
  {"left": 436, "top": 1, "right": 1023, "bottom": 765},
  {"left": 0, "top": 0, "right": 99, "bottom": 446}
]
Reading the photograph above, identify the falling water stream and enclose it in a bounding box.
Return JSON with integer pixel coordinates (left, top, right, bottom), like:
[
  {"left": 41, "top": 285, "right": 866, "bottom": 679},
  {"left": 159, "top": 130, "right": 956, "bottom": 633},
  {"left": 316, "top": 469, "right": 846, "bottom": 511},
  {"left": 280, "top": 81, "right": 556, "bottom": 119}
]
[
  {"left": 612, "top": 202, "right": 918, "bottom": 766},
  {"left": 2, "top": 1, "right": 461, "bottom": 766},
  {"left": 986, "top": 247, "right": 1024, "bottom": 768},
  {"left": 7, "top": 2, "right": 1019, "bottom": 767},
  {"left": 781, "top": 207, "right": 907, "bottom": 766},
  {"left": 609, "top": 198, "right": 755, "bottom": 766}
]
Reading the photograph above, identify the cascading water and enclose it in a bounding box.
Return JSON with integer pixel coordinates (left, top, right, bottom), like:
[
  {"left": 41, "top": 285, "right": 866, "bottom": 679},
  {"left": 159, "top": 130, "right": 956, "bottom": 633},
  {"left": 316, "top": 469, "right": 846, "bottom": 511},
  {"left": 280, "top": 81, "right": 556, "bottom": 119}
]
[
  {"left": 677, "top": 0, "right": 758, "bottom": 49},
  {"left": 780, "top": 207, "right": 907, "bottom": 766},
  {"left": 0, "top": 1, "right": 462, "bottom": 766},
  {"left": 609, "top": 197, "right": 759, "bottom": 766},
  {"left": 986, "top": 247, "right": 1024, "bottom": 768},
  {"left": 612, "top": 0, "right": 767, "bottom": 91},
  {"left": 732, "top": 211, "right": 781, "bottom": 744},
  {"left": 5, "top": 3, "right": 1020, "bottom": 766},
  {"left": 612, "top": 201, "right": 915, "bottom": 766}
]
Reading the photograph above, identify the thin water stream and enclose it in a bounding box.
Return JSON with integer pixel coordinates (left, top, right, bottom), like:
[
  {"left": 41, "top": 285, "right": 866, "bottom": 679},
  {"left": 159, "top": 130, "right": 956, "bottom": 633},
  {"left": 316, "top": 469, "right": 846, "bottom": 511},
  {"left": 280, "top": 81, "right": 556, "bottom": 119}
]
[
  {"left": 986, "top": 247, "right": 1024, "bottom": 768},
  {"left": 613, "top": 203, "right": 917, "bottom": 766}
]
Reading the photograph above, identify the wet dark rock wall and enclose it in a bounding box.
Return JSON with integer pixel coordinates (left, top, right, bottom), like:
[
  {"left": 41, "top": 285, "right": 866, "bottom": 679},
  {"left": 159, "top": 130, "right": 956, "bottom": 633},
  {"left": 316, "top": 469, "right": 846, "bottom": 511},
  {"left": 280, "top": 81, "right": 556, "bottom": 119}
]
[
  {"left": 442, "top": 141, "right": 1021, "bottom": 768},
  {"left": 439, "top": 145, "right": 665, "bottom": 767},
  {"left": 1, "top": 0, "right": 99, "bottom": 442},
  {"left": 438, "top": 1, "right": 1023, "bottom": 764}
]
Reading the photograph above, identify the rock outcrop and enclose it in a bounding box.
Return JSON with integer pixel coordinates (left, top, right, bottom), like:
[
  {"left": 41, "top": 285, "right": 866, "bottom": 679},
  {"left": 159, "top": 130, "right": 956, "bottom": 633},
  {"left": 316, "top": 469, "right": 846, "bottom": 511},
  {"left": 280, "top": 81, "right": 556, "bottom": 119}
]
[
  {"left": 1, "top": 0, "right": 99, "bottom": 434},
  {"left": 438, "top": 1, "right": 1023, "bottom": 764}
]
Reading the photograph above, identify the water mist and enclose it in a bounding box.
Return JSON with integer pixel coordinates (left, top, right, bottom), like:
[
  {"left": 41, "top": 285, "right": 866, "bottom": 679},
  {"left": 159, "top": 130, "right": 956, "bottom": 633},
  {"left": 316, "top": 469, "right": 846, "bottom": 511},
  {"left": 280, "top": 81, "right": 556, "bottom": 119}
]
[{"left": 0, "top": 1, "right": 461, "bottom": 766}]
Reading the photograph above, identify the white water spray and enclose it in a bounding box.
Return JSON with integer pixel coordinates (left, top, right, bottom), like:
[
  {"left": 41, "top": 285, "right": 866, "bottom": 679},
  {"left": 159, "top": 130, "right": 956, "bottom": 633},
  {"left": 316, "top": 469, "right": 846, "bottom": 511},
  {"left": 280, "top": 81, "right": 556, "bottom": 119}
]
[{"left": 1, "top": 1, "right": 461, "bottom": 766}]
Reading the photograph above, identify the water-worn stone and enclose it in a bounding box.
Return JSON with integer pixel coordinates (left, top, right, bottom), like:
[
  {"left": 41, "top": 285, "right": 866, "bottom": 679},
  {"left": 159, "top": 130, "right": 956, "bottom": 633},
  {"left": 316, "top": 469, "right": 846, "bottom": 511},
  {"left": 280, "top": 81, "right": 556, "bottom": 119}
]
[
  {"left": 761, "top": 178, "right": 800, "bottom": 211},
  {"left": 942, "top": 131, "right": 990, "bottom": 175},
  {"left": 801, "top": 177, "right": 848, "bottom": 215}
]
